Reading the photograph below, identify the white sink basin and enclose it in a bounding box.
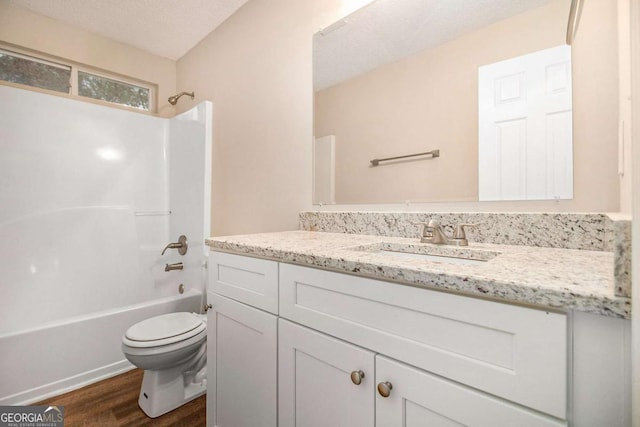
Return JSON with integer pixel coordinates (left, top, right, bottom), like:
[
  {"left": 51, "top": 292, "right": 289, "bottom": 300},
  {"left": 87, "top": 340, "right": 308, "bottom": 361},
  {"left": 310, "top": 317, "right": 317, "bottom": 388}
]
[
  {"left": 349, "top": 242, "right": 499, "bottom": 266},
  {"left": 375, "top": 249, "right": 489, "bottom": 265}
]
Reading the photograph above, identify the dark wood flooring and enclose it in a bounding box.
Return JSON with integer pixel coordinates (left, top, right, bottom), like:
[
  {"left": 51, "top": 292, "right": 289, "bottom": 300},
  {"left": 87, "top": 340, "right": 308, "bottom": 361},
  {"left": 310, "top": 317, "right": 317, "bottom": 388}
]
[{"left": 36, "top": 369, "right": 206, "bottom": 426}]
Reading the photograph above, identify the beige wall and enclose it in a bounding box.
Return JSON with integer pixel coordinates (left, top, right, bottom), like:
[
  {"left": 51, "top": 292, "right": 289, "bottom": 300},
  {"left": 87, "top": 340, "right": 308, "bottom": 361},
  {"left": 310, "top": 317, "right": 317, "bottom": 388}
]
[
  {"left": 2, "top": 0, "right": 623, "bottom": 235},
  {"left": 316, "top": 0, "right": 620, "bottom": 207},
  {"left": 0, "top": 1, "right": 177, "bottom": 117},
  {"left": 177, "top": 0, "right": 371, "bottom": 235},
  {"left": 571, "top": 0, "right": 621, "bottom": 212},
  {"left": 178, "top": 0, "right": 623, "bottom": 236}
]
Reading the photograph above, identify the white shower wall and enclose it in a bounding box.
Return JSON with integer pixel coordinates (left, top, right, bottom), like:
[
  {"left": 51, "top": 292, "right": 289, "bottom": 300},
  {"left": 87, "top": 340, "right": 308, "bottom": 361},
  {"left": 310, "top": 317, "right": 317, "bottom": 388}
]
[
  {"left": 167, "top": 104, "right": 213, "bottom": 294},
  {"left": 0, "top": 85, "right": 212, "bottom": 403}
]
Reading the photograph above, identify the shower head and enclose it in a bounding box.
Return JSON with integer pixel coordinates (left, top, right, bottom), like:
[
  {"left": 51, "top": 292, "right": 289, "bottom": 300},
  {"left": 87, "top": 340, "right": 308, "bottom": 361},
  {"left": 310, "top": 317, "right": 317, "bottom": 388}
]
[{"left": 168, "top": 91, "right": 195, "bottom": 105}]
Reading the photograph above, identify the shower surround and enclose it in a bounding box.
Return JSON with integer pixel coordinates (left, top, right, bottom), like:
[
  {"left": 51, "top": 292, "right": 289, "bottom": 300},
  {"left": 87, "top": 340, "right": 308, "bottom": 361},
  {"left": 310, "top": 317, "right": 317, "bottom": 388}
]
[{"left": 0, "top": 85, "right": 212, "bottom": 404}]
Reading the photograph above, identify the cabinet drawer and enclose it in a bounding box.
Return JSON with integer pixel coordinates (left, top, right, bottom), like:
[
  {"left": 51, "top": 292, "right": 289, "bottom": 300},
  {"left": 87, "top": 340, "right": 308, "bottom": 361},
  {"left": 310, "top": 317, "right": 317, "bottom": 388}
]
[
  {"left": 279, "top": 263, "right": 567, "bottom": 419},
  {"left": 208, "top": 251, "right": 278, "bottom": 314}
]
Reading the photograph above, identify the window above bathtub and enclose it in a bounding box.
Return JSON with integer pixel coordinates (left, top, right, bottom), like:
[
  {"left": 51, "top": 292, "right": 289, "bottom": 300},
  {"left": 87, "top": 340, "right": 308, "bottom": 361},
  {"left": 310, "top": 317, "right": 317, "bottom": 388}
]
[
  {"left": 77, "top": 70, "right": 151, "bottom": 111},
  {"left": 0, "top": 49, "right": 71, "bottom": 93},
  {"left": 0, "top": 47, "right": 156, "bottom": 112}
]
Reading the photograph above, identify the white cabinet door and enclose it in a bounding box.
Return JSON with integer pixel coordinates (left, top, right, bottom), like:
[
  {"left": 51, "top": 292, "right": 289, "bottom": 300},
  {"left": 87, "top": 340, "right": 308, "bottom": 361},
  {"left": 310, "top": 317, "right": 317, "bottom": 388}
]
[
  {"left": 375, "top": 356, "right": 566, "bottom": 427},
  {"left": 206, "top": 292, "right": 277, "bottom": 427},
  {"left": 279, "top": 319, "right": 375, "bottom": 427}
]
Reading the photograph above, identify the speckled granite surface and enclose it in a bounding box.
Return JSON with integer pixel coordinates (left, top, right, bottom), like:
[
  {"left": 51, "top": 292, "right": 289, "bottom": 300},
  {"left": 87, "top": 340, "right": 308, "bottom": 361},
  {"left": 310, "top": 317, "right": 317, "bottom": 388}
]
[
  {"left": 299, "top": 211, "right": 609, "bottom": 250},
  {"left": 613, "top": 219, "right": 632, "bottom": 298},
  {"left": 206, "top": 231, "right": 630, "bottom": 319},
  {"left": 299, "top": 211, "right": 632, "bottom": 298}
]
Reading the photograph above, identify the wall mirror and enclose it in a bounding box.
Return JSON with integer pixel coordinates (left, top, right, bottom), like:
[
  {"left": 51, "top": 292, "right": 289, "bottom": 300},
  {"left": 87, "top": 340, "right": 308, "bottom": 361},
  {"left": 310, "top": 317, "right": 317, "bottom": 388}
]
[{"left": 312, "top": 0, "right": 612, "bottom": 205}]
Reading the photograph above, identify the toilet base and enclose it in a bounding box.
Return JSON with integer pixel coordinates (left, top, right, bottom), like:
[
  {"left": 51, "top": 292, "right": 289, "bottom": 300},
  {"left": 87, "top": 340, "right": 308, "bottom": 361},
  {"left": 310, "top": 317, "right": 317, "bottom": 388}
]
[{"left": 137, "top": 366, "right": 207, "bottom": 418}]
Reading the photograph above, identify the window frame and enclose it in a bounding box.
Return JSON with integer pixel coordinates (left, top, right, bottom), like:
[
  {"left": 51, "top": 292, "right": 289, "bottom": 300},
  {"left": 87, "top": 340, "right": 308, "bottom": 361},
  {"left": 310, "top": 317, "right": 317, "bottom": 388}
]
[
  {"left": 75, "top": 67, "right": 155, "bottom": 112},
  {"left": 0, "top": 44, "right": 157, "bottom": 113},
  {"left": 0, "top": 47, "right": 72, "bottom": 93}
]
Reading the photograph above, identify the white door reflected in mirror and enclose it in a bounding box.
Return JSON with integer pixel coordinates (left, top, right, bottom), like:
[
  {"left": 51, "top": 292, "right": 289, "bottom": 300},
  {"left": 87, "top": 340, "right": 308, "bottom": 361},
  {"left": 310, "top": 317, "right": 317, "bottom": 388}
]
[{"left": 478, "top": 45, "right": 573, "bottom": 201}]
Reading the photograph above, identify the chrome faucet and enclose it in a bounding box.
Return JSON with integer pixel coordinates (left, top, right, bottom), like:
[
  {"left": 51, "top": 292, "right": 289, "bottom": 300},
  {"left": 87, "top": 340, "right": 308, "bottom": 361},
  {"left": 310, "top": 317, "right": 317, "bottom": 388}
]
[
  {"left": 165, "top": 262, "right": 184, "bottom": 272},
  {"left": 417, "top": 220, "right": 478, "bottom": 246}
]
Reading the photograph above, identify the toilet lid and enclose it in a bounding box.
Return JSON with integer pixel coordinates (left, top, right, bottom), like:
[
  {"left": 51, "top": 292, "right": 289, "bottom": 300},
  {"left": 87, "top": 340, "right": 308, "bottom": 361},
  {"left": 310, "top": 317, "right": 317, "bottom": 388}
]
[{"left": 125, "top": 312, "right": 204, "bottom": 342}]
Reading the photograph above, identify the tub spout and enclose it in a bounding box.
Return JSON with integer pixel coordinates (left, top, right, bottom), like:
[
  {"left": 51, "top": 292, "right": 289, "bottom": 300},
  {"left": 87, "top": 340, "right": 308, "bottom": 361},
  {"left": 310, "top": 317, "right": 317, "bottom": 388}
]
[{"left": 165, "top": 262, "right": 184, "bottom": 272}]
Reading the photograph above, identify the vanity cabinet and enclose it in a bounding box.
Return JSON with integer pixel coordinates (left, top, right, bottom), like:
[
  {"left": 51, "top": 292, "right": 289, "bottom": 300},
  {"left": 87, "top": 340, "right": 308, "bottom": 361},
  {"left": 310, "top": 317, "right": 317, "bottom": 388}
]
[
  {"left": 279, "top": 319, "right": 565, "bottom": 427},
  {"left": 207, "top": 252, "right": 278, "bottom": 427},
  {"left": 207, "top": 251, "right": 630, "bottom": 426},
  {"left": 279, "top": 263, "right": 568, "bottom": 426}
]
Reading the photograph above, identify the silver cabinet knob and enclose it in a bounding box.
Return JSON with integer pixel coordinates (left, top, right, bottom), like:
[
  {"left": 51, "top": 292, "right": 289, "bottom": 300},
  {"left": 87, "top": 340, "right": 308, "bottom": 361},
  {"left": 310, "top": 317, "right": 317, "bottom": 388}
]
[
  {"left": 350, "top": 370, "right": 365, "bottom": 385},
  {"left": 377, "top": 381, "right": 393, "bottom": 398}
]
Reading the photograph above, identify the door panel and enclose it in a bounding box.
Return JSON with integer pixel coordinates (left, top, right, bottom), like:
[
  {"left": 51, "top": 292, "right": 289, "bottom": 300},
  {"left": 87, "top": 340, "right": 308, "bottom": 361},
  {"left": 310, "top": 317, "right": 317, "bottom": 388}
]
[
  {"left": 278, "top": 319, "right": 374, "bottom": 427},
  {"left": 207, "top": 292, "right": 277, "bottom": 427},
  {"left": 479, "top": 44, "right": 572, "bottom": 201},
  {"left": 375, "top": 356, "right": 566, "bottom": 427}
]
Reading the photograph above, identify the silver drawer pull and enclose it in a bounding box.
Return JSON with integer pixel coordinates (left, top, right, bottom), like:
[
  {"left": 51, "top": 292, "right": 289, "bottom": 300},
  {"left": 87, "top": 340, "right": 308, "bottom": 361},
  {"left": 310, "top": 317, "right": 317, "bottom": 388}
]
[
  {"left": 350, "top": 370, "right": 365, "bottom": 385},
  {"left": 377, "top": 381, "right": 393, "bottom": 398}
]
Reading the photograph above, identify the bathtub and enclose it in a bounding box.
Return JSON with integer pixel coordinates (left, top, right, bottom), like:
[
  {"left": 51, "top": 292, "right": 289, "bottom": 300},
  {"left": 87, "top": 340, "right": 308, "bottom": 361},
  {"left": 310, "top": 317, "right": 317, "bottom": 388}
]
[
  {"left": 0, "top": 289, "right": 203, "bottom": 405},
  {"left": 0, "top": 87, "right": 212, "bottom": 406}
]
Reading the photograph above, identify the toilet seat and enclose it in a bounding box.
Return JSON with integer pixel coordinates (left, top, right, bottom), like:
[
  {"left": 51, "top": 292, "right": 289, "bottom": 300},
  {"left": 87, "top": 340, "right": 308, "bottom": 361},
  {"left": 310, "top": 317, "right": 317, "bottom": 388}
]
[{"left": 123, "top": 312, "right": 206, "bottom": 348}]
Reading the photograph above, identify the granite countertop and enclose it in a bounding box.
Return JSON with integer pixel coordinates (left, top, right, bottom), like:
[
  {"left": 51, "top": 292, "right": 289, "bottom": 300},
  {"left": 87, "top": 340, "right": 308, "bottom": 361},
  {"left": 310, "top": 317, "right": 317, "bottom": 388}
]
[{"left": 206, "top": 230, "right": 631, "bottom": 319}]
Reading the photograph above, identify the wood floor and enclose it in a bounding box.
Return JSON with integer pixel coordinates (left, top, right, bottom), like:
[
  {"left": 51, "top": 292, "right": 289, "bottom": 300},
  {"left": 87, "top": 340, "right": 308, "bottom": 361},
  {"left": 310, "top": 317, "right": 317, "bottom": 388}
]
[{"left": 36, "top": 369, "right": 206, "bottom": 426}]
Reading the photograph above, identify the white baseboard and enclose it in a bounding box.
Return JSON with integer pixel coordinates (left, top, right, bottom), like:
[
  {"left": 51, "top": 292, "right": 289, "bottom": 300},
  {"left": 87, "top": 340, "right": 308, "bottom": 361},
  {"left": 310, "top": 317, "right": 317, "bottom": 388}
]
[{"left": 1, "top": 360, "right": 136, "bottom": 405}]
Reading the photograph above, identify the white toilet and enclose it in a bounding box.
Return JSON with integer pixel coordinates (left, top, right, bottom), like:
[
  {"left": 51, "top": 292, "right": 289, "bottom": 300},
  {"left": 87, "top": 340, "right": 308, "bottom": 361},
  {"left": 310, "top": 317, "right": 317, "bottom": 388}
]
[{"left": 122, "top": 312, "right": 207, "bottom": 418}]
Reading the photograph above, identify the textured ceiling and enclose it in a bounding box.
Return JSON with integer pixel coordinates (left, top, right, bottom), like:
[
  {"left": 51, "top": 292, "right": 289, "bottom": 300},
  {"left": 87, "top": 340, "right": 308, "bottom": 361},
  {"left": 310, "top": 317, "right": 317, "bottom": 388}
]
[
  {"left": 7, "top": 0, "right": 249, "bottom": 60},
  {"left": 314, "top": 0, "right": 555, "bottom": 91}
]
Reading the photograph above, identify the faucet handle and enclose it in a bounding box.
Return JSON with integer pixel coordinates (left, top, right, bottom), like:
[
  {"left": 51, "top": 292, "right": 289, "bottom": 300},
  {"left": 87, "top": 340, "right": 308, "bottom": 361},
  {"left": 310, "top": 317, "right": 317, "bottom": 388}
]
[
  {"left": 412, "top": 221, "right": 434, "bottom": 238},
  {"left": 452, "top": 223, "right": 481, "bottom": 241},
  {"left": 413, "top": 220, "right": 449, "bottom": 244},
  {"left": 412, "top": 220, "right": 440, "bottom": 229},
  {"left": 161, "top": 235, "right": 188, "bottom": 256},
  {"left": 426, "top": 219, "right": 440, "bottom": 227}
]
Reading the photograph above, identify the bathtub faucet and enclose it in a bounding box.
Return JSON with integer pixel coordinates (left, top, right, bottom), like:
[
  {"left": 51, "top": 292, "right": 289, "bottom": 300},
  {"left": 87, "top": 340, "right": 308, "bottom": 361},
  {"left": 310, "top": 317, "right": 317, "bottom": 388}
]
[
  {"left": 161, "top": 235, "right": 188, "bottom": 256},
  {"left": 165, "top": 262, "right": 184, "bottom": 272}
]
